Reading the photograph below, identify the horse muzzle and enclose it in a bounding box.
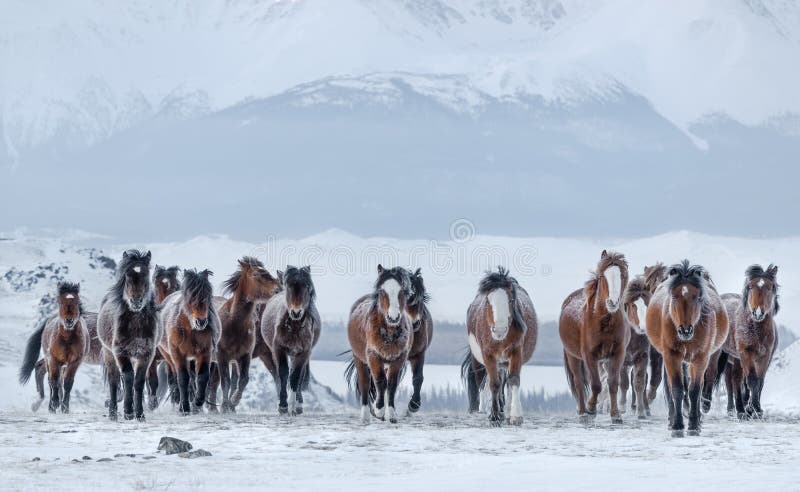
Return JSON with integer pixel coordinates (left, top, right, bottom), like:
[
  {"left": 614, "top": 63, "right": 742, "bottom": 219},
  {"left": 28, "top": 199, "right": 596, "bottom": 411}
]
[
  {"left": 289, "top": 308, "right": 304, "bottom": 321},
  {"left": 128, "top": 298, "right": 145, "bottom": 311},
  {"left": 606, "top": 299, "right": 619, "bottom": 313},
  {"left": 752, "top": 308, "right": 766, "bottom": 322},
  {"left": 63, "top": 318, "right": 77, "bottom": 330},
  {"left": 385, "top": 314, "right": 402, "bottom": 326},
  {"left": 676, "top": 325, "right": 695, "bottom": 341},
  {"left": 193, "top": 318, "right": 208, "bottom": 330}
]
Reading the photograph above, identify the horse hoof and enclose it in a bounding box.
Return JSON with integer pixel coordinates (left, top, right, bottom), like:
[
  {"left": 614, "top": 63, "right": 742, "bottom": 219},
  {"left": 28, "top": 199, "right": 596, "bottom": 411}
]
[
  {"left": 489, "top": 418, "right": 502, "bottom": 428},
  {"left": 637, "top": 415, "right": 648, "bottom": 421},
  {"left": 148, "top": 398, "right": 159, "bottom": 411},
  {"left": 293, "top": 406, "right": 303, "bottom": 416},
  {"left": 671, "top": 429, "right": 685, "bottom": 438},
  {"left": 509, "top": 416, "right": 523, "bottom": 426},
  {"left": 646, "top": 410, "right": 652, "bottom": 417},
  {"left": 737, "top": 412, "right": 750, "bottom": 421},
  {"left": 136, "top": 415, "right": 146, "bottom": 423},
  {"left": 611, "top": 416, "right": 623, "bottom": 425},
  {"left": 360, "top": 405, "right": 371, "bottom": 423},
  {"left": 108, "top": 413, "right": 118, "bottom": 422},
  {"left": 687, "top": 428, "right": 701, "bottom": 436},
  {"left": 124, "top": 413, "right": 135, "bottom": 421},
  {"left": 578, "top": 414, "right": 591, "bottom": 424}
]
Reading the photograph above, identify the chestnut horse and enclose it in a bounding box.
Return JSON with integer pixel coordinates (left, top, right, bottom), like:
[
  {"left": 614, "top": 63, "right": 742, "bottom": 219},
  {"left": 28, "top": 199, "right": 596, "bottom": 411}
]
[
  {"left": 260, "top": 266, "right": 321, "bottom": 415},
  {"left": 207, "top": 257, "right": 281, "bottom": 413},
  {"left": 462, "top": 267, "right": 537, "bottom": 426},
  {"left": 20, "top": 282, "right": 90, "bottom": 413},
  {"left": 646, "top": 260, "right": 728, "bottom": 436},
  {"left": 405, "top": 268, "right": 433, "bottom": 414},
  {"left": 560, "top": 250, "right": 629, "bottom": 424},
  {"left": 347, "top": 265, "right": 412, "bottom": 423},
  {"left": 147, "top": 265, "right": 181, "bottom": 409},
  {"left": 721, "top": 264, "right": 779, "bottom": 419},
  {"left": 643, "top": 263, "right": 668, "bottom": 403},
  {"left": 97, "top": 250, "right": 161, "bottom": 421},
  {"left": 159, "top": 269, "right": 219, "bottom": 414}
]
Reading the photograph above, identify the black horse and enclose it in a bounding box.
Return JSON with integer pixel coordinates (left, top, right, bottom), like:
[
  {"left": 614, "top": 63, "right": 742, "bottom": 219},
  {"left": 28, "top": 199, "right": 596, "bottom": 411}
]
[{"left": 97, "top": 250, "right": 161, "bottom": 421}]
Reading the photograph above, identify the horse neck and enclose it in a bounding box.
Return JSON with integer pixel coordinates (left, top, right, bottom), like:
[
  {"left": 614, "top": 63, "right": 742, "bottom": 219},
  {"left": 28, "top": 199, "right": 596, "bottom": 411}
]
[{"left": 229, "top": 288, "right": 256, "bottom": 320}]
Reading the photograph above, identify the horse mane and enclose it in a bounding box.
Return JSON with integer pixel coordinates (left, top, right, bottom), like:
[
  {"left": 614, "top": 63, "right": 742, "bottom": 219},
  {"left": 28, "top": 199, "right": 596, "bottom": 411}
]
[
  {"left": 57, "top": 281, "right": 85, "bottom": 315},
  {"left": 667, "top": 260, "right": 713, "bottom": 320},
  {"left": 106, "top": 249, "right": 152, "bottom": 306},
  {"left": 597, "top": 251, "right": 628, "bottom": 273},
  {"left": 644, "top": 262, "right": 667, "bottom": 292},
  {"left": 284, "top": 265, "right": 316, "bottom": 301},
  {"left": 373, "top": 266, "right": 410, "bottom": 296},
  {"left": 407, "top": 268, "right": 430, "bottom": 306},
  {"left": 742, "top": 264, "right": 780, "bottom": 314},
  {"left": 583, "top": 271, "right": 603, "bottom": 308},
  {"left": 584, "top": 251, "right": 628, "bottom": 309},
  {"left": 223, "top": 256, "right": 265, "bottom": 295},
  {"left": 624, "top": 276, "right": 650, "bottom": 305},
  {"left": 154, "top": 265, "right": 181, "bottom": 284},
  {"left": 477, "top": 266, "right": 527, "bottom": 334},
  {"left": 182, "top": 269, "right": 214, "bottom": 307}
]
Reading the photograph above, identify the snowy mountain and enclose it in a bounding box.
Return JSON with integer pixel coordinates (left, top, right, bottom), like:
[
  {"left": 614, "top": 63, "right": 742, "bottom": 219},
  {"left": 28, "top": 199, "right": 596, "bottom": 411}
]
[{"left": 2, "top": 0, "right": 799, "bottom": 239}]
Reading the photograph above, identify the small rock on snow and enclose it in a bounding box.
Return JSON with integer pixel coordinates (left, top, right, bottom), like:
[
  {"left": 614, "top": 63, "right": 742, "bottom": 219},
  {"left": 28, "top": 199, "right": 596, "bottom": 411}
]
[
  {"left": 158, "top": 436, "right": 192, "bottom": 455},
  {"left": 178, "top": 449, "right": 211, "bottom": 459}
]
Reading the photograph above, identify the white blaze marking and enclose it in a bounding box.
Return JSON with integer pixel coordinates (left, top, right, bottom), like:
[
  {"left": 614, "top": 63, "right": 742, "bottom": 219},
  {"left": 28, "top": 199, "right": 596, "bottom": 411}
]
[
  {"left": 133, "top": 266, "right": 141, "bottom": 273},
  {"left": 755, "top": 307, "right": 763, "bottom": 318},
  {"left": 757, "top": 279, "right": 765, "bottom": 288},
  {"left": 488, "top": 289, "right": 510, "bottom": 339},
  {"left": 510, "top": 385, "right": 522, "bottom": 418},
  {"left": 468, "top": 333, "right": 485, "bottom": 365},
  {"left": 381, "top": 278, "right": 402, "bottom": 320},
  {"left": 65, "top": 294, "right": 74, "bottom": 299},
  {"left": 605, "top": 266, "right": 622, "bottom": 305},
  {"left": 633, "top": 298, "right": 648, "bottom": 334},
  {"left": 682, "top": 286, "right": 689, "bottom": 297},
  {"left": 162, "top": 278, "right": 170, "bottom": 284}
]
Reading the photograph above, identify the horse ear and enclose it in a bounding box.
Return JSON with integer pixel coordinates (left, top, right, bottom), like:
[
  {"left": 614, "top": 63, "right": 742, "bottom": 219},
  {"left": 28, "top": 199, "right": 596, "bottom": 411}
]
[
  {"left": 238, "top": 258, "right": 247, "bottom": 269},
  {"left": 301, "top": 265, "right": 311, "bottom": 274},
  {"left": 377, "top": 264, "right": 385, "bottom": 274},
  {"left": 144, "top": 251, "right": 152, "bottom": 262},
  {"left": 122, "top": 251, "right": 129, "bottom": 259},
  {"left": 601, "top": 250, "right": 608, "bottom": 259},
  {"left": 202, "top": 269, "right": 213, "bottom": 279},
  {"left": 768, "top": 264, "right": 778, "bottom": 277}
]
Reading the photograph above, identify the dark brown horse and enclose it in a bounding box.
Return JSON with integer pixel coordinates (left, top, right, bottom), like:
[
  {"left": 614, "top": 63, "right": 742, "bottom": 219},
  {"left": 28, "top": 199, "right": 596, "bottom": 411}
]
[
  {"left": 720, "top": 264, "right": 779, "bottom": 419},
  {"left": 560, "top": 250, "right": 629, "bottom": 424},
  {"left": 462, "top": 267, "right": 537, "bottom": 426},
  {"left": 97, "top": 250, "right": 161, "bottom": 421},
  {"left": 208, "top": 257, "right": 281, "bottom": 413},
  {"left": 147, "top": 265, "right": 181, "bottom": 409},
  {"left": 20, "top": 282, "right": 89, "bottom": 413},
  {"left": 619, "top": 276, "right": 652, "bottom": 419},
  {"left": 159, "top": 269, "right": 219, "bottom": 414},
  {"left": 260, "top": 266, "right": 321, "bottom": 415},
  {"left": 404, "top": 268, "right": 433, "bottom": 414},
  {"left": 643, "top": 263, "right": 668, "bottom": 403},
  {"left": 347, "top": 266, "right": 412, "bottom": 423},
  {"left": 646, "top": 260, "right": 728, "bottom": 436}
]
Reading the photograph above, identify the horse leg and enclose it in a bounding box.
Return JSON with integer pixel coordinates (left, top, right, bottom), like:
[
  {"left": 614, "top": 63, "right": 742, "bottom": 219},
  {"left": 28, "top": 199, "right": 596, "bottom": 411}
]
[
  {"left": 146, "top": 358, "right": 159, "bottom": 411},
  {"left": 230, "top": 354, "right": 251, "bottom": 408},
  {"left": 174, "top": 356, "right": 191, "bottom": 415},
  {"left": 114, "top": 355, "right": 135, "bottom": 420},
  {"left": 385, "top": 359, "right": 404, "bottom": 424},
  {"left": 745, "top": 363, "right": 764, "bottom": 419},
  {"left": 367, "top": 355, "right": 387, "bottom": 420},
  {"left": 724, "top": 361, "right": 734, "bottom": 416},
  {"left": 61, "top": 361, "right": 79, "bottom": 414},
  {"left": 408, "top": 354, "right": 425, "bottom": 414},
  {"left": 507, "top": 349, "right": 524, "bottom": 426},
  {"left": 32, "top": 359, "right": 46, "bottom": 412},
  {"left": 132, "top": 358, "right": 148, "bottom": 421},
  {"left": 467, "top": 357, "right": 485, "bottom": 413},
  {"left": 192, "top": 357, "right": 210, "bottom": 413},
  {"left": 206, "top": 362, "right": 219, "bottom": 413},
  {"left": 607, "top": 352, "right": 625, "bottom": 424},
  {"left": 647, "top": 346, "right": 663, "bottom": 403},
  {"left": 354, "top": 359, "right": 372, "bottom": 423},
  {"left": 287, "top": 354, "right": 308, "bottom": 416},
  {"left": 664, "top": 354, "right": 686, "bottom": 436},
  {"left": 104, "top": 352, "right": 120, "bottom": 421},
  {"left": 46, "top": 359, "right": 60, "bottom": 414},
  {"left": 687, "top": 358, "right": 707, "bottom": 436},
  {"left": 701, "top": 350, "right": 721, "bottom": 414},
  {"left": 275, "top": 349, "right": 291, "bottom": 415},
  {"left": 584, "top": 353, "right": 602, "bottom": 417},
  {"left": 730, "top": 358, "right": 747, "bottom": 419},
  {"left": 565, "top": 353, "right": 588, "bottom": 420},
  {"left": 633, "top": 354, "right": 649, "bottom": 419},
  {"left": 483, "top": 354, "right": 503, "bottom": 426},
  {"left": 618, "top": 364, "right": 629, "bottom": 414},
  {"left": 218, "top": 355, "right": 234, "bottom": 413}
]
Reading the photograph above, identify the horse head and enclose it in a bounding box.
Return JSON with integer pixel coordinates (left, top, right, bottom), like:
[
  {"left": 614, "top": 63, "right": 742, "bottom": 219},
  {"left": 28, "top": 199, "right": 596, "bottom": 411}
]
[
  {"left": 153, "top": 265, "right": 181, "bottom": 303},
  {"left": 281, "top": 265, "right": 316, "bottom": 322},
  {"left": 373, "top": 265, "right": 410, "bottom": 328},
  {"left": 405, "top": 268, "right": 429, "bottom": 332},
  {"left": 224, "top": 256, "right": 281, "bottom": 303},
  {"left": 742, "top": 264, "right": 779, "bottom": 322},
  {"left": 56, "top": 281, "right": 82, "bottom": 330},
  {"left": 590, "top": 250, "right": 628, "bottom": 314},
  {"left": 478, "top": 266, "right": 525, "bottom": 341},
  {"left": 118, "top": 249, "right": 152, "bottom": 312},
  {"left": 623, "top": 276, "right": 651, "bottom": 335},
  {"left": 667, "top": 260, "right": 708, "bottom": 342},
  {"left": 181, "top": 269, "right": 214, "bottom": 330}
]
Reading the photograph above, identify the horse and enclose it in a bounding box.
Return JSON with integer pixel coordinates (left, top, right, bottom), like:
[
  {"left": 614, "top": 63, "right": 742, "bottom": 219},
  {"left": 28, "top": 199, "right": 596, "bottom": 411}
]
[
  {"left": 146, "top": 265, "right": 181, "bottom": 409},
  {"left": 643, "top": 263, "right": 668, "bottom": 403},
  {"left": 645, "top": 260, "right": 728, "bottom": 436},
  {"left": 560, "top": 250, "right": 629, "bottom": 424},
  {"left": 159, "top": 269, "right": 219, "bottom": 414},
  {"left": 207, "top": 257, "right": 281, "bottom": 413},
  {"left": 260, "top": 266, "right": 321, "bottom": 415},
  {"left": 619, "top": 276, "right": 652, "bottom": 418},
  {"left": 461, "top": 267, "right": 538, "bottom": 426},
  {"left": 346, "top": 265, "right": 412, "bottom": 423},
  {"left": 19, "top": 282, "right": 90, "bottom": 413},
  {"left": 97, "top": 249, "right": 161, "bottom": 421},
  {"left": 404, "top": 268, "right": 433, "bottom": 414},
  {"left": 720, "top": 264, "right": 779, "bottom": 419}
]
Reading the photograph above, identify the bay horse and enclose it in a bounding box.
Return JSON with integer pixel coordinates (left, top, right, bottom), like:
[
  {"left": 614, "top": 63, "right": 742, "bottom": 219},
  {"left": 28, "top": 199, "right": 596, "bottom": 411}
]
[
  {"left": 462, "top": 267, "right": 538, "bottom": 426},
  {"left": 643, "top": 263, "right": 668, "bottom": 403},
  {"left": 208, "top": 257, "right": 281, "bottom": 413},
  {"left": 560, "top": 250, "right": 629, "bottom": 424},
  {"left": 721, "top": 264, "right": 779, "bottom": 419},
  {"left": 346, "top": 265, "right": 412, "bottom": 423},
  {"left": 97, "top": 250, "right": 161, "bottom": 421},
  {"left": 646, "top": 260, "right": 728, "bottom": 436},
  {"left": 19, "top": 282, "right": 89, "bottom": 413},
  {"left": 619, "top": 276, "right": 652, "bottom": 419},
  {"left": 159, "top": 269, "right": 219, "bottom": 414},
  {"left": 147, "top": 265, "right": 181, "bottom": 409},
  {"left": 404, "top": 268, "right": 433, "bottom": 414},
  {"left": 260, "top": 266, "right": 321, "bottom": 415}
]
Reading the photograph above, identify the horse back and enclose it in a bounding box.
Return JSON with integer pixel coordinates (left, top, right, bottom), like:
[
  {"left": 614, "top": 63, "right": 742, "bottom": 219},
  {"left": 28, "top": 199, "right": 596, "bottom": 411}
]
[
  {"left": 558, "top": 288, "right": 585, "bottom": 358},
  {"left": 347, "top": 295, "right": 372, "bottom": 362}
]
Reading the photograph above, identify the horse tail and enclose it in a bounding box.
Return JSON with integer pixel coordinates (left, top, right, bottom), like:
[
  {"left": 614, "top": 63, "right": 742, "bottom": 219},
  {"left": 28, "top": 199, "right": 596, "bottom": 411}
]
[
  {"left": 461, "top": 348, "right": 485, "bottom": 412},
  {"left": 31, "top": 359, "right": 46, "bottom": 411},
  {"left": 563, "top": 350, "right": 588, "bottom": 400},
  {"left": 712, "top": 350, "right": 730, "bottom": 391},
  {"left": 344, "top": 355, "right": 375, "bottom": 403},
  {"left": 19, "top": 319, "right": 47, "bottom": 385}
]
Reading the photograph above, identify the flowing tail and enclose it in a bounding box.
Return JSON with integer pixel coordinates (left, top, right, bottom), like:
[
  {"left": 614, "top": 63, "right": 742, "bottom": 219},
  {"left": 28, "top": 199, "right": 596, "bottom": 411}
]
[
  {"left": 563, "top": 350, "right": 588, "bottom": 401},
  {"left": 19, "top": 318, "right": 47, "bottom": 385},
  {"left": 461, "top": 349, "right": 486, "bottom": 413},
  {"left": 301, "top": 361, "right": 311, "bottom": 391},
  {"left": 712, "top": 350, "right": 730, "bottom": 390},
  {"left": 343, "top": 354, "right": 376, "bottom": 403},
  {"left": 31, "top": 359, "right": 46, "bottom": 411}
]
